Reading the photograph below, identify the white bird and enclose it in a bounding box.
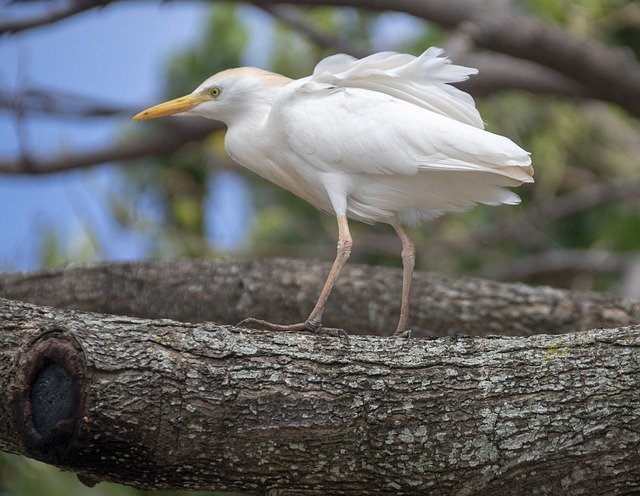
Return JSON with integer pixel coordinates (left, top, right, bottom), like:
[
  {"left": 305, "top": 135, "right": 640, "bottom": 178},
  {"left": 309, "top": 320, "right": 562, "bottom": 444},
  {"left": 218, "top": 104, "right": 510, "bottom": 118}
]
[{"left": 133, "top": 47, "right": 533, "bottom": 338}]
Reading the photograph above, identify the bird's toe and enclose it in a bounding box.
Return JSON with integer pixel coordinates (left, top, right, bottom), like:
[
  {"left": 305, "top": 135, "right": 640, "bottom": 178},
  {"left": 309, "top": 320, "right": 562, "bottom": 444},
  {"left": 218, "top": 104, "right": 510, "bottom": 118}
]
[
  {"left": 235, "top": 317, "right": 260, "bottom": 328},
  {"left": 391, "top": 329, "right": 412, "bottom": 339}
]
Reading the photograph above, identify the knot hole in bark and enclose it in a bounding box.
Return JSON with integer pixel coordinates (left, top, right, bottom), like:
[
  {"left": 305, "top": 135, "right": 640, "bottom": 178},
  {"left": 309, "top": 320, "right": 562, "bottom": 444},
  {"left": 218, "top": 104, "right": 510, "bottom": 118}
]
[{"left": 12, "top": 332, "right": 86, "bottom": 462}]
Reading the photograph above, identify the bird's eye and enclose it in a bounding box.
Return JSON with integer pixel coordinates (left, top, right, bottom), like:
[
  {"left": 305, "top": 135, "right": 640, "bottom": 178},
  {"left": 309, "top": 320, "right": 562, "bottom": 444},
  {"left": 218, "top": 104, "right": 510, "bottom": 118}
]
[{"left": 207, "top": 86, "right": 221, "bottom": 98}]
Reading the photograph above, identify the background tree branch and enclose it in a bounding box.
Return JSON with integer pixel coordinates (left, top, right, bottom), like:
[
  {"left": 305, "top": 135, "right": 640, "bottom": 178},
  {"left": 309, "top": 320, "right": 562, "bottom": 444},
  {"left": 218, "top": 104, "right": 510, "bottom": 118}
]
[
  {"left": 1, "top": 258, "right": 639, "bottom": 337},
  {"left": 0, "top": 118, "right": 222, "bottom": 174},
  {"left": 3, "top": 0, "right": 638, "bottom": 115},
  {"left": 256, "top": 3, "right": 369, "bottom": 58},
  {"left": 258, "top": 4, "right": 591, "bottom": 99},
  {"left": 454, "top": 53, "right": 590, "bottom": 99},
  {"left": 469, "top": 178, "right": 640, "bottom": 252},
  {"left": 0, "top": 0, "right": 123, "bottom": 34},
  {"left": 0, "top": 86, "right": 137, "bottom": 119},
  {"left": 251, "top": 0, "right": 640, "bottom": 117},
  {"left": 481, "top": 248, "right": 636, "bottom": 281}
]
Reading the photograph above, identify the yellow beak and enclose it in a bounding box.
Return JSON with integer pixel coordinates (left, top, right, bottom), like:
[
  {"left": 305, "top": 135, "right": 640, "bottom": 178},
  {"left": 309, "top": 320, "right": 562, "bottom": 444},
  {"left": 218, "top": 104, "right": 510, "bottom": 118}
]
[{"left": 132, "top": 94, "right": 202, "bottom": 121}]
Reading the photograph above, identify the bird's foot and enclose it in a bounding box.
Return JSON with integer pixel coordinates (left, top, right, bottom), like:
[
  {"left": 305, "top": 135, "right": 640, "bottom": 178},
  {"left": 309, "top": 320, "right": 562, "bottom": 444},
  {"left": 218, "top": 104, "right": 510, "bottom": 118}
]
[
  {"left": 391, "top": 328, "right": 412, "bottom": 339},
  {"left": 236, "top": 317, "right": 349, "bottom": 339}
]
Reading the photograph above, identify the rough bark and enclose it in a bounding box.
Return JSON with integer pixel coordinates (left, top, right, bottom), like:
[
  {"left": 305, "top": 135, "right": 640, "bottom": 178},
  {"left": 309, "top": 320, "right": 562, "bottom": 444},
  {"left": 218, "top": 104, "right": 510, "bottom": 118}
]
[
  {"left": 1, "top": 259, "right": 640, "bottom": 337},
  {"left": 0, "top": 296, "right": 639, "bottom": 495}
]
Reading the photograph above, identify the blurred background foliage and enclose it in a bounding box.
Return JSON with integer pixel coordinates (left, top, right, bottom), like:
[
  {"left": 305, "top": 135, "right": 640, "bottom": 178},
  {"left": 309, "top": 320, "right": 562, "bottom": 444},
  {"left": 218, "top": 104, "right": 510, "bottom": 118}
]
[
  {"left": 109, "top": 0, "right": 640, "bottom": 293},
  {"left": 2, "top": 0, "right": 640, "bottom": 494},
  {"left": 0, "top": 451, "right": 230, "bottom": 496}
]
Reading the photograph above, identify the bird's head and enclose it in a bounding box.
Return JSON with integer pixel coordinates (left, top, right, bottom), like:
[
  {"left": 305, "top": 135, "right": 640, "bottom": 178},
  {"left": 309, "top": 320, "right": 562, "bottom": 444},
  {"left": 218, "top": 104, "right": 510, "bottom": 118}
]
[{"left": 132, "top": 68, "right": 291, "bottom": 125}]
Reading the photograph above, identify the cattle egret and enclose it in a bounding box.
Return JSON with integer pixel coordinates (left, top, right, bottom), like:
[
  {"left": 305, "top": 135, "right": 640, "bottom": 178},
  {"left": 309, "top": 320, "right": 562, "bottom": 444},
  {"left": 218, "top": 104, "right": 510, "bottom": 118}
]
[{"left": 133, "top": 47, "right": 533, "bottom": 337}]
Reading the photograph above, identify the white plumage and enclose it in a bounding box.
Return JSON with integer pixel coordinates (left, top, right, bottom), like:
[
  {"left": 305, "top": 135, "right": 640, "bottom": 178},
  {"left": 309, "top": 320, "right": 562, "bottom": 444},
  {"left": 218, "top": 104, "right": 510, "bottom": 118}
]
[{"left": 133, "top": 47, "right": 533, "bottom": 337}]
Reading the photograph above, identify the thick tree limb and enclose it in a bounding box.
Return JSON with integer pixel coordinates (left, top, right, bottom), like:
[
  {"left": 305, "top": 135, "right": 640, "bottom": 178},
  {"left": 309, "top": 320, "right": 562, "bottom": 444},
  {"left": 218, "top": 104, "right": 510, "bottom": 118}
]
[
  {"left": 1, "top": 258, "right": 639, "bottom": 337},
  {"left": 0, "top": 295, "right": 639, "bottom": 495}
]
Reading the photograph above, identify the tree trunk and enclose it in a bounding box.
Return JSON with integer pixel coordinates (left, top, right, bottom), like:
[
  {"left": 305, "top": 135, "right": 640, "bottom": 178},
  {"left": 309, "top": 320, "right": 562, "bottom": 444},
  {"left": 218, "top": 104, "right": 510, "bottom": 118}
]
[
  {"left": 1, "top": 260, "right": 639, "bottom": 495},
  {"left": 1, "top": 258, "right": 639, "bottom": 337}
]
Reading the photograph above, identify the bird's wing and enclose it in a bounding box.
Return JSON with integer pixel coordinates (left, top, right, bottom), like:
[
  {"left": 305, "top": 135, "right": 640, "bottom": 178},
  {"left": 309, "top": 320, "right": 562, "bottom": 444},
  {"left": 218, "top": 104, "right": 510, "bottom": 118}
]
[
  {"left": 309, "top": 47, "right": 483, "bottom": 128},
  {"left": 273, "top": 84, "right": 532, "bottom": 182}
]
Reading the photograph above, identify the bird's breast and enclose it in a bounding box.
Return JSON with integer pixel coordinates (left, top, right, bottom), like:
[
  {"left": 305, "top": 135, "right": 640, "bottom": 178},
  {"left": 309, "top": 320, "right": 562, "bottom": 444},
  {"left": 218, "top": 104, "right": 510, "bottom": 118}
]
[
  {"left": 224, "top": 126, "right": 281, "bottom": 181},
  {"left": 224, "top": 126, "right": 333, "bottom": 213}
]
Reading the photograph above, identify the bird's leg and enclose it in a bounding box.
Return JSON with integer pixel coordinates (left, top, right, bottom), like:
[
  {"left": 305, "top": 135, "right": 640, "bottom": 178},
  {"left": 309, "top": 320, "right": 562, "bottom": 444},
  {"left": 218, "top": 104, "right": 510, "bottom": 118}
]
[
  {"left": 237, "top": 215, "right": 352, "bottom": 337},
  {"left": 392, "top": 220, "right": 415, "bottom": 338},
  {"left": 305, "top": 214, "right": 352, "bottom": 328}
]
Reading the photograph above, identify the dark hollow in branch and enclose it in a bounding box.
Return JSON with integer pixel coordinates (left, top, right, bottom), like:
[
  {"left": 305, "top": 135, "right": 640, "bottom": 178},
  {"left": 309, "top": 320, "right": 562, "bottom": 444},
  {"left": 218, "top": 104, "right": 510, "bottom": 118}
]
[
  {"left": 1, "top": 297, "right": 639, "bottom": 495},
  {"left": 11, "top": 335, "right": 86, "bottom": 461},
  {"left": 31, "top": 363, "right": 77, "bottom": 435},
  {"left": 1, "top": 258, "right": 639, "bottom": 337}
]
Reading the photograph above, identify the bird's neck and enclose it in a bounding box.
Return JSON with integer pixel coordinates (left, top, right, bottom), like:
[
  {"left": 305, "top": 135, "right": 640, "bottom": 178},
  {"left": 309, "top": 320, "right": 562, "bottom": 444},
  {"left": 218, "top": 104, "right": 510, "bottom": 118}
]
[
  {"left": 224, "top": 85, "right": 281, "bottom": 129},
  {"left": 223, "top": 88, "right": 282, "bottom": 170}
]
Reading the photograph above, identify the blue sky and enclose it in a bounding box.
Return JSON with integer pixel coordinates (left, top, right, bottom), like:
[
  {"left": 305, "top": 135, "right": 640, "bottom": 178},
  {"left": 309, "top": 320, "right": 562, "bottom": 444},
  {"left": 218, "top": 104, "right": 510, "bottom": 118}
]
[
  {"left": 0, "top": 2, "right": 423, "bottom": 271},
  {"left": 0, "top": 2, "right": 254, "bottom": 270}
]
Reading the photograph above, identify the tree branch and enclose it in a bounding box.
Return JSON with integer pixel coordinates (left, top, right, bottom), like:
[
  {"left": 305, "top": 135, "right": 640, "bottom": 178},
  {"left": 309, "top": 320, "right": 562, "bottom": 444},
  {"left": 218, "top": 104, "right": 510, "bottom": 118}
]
[
  {"left": 256, "top": 3, "right": 369, "bottom": 58},
  {"left": 249, "top": 0, "right": 640, "bottom": 117},
  {"left": 471, "top": 178, "right": 640, "bottom": 250},
  {"left": 5, "top": 1, "right": 638, "bottom": 116},
  {"left": 455, "top": 52, "right": 589, "bottom": 99},
  {"left": 1, "top": 258, "right": 639, "bottom": 337},
  {"left": 482, "top": 249, "right": 635, "bottom": 281},
  {"left": 0, "top": 0, "right": 122, "bottom": 34},
  {"left": 0, "top": 86, "right": 137, "bottom": 119},
  {"left": 258, "top": 3, "right": 590, "bottom": 100},
  {"left": 0, "top": 294, "right": 638, "bottom": 494},
  {"left": 0, "top": 118, "right": 222, "bottom": 174}
]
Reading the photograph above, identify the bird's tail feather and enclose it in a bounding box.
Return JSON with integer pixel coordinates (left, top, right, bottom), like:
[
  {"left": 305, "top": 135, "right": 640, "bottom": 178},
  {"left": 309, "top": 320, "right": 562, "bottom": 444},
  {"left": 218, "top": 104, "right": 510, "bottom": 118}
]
[{"left": 349, "top": 170, "right": 526, "bottom": 226}]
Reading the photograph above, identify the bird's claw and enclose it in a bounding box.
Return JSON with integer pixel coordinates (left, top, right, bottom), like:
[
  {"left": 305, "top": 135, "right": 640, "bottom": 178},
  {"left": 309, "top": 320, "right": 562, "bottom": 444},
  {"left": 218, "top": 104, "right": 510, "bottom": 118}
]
[{"left": 316, "top": 327, "right": 350, "bottom": 341}]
